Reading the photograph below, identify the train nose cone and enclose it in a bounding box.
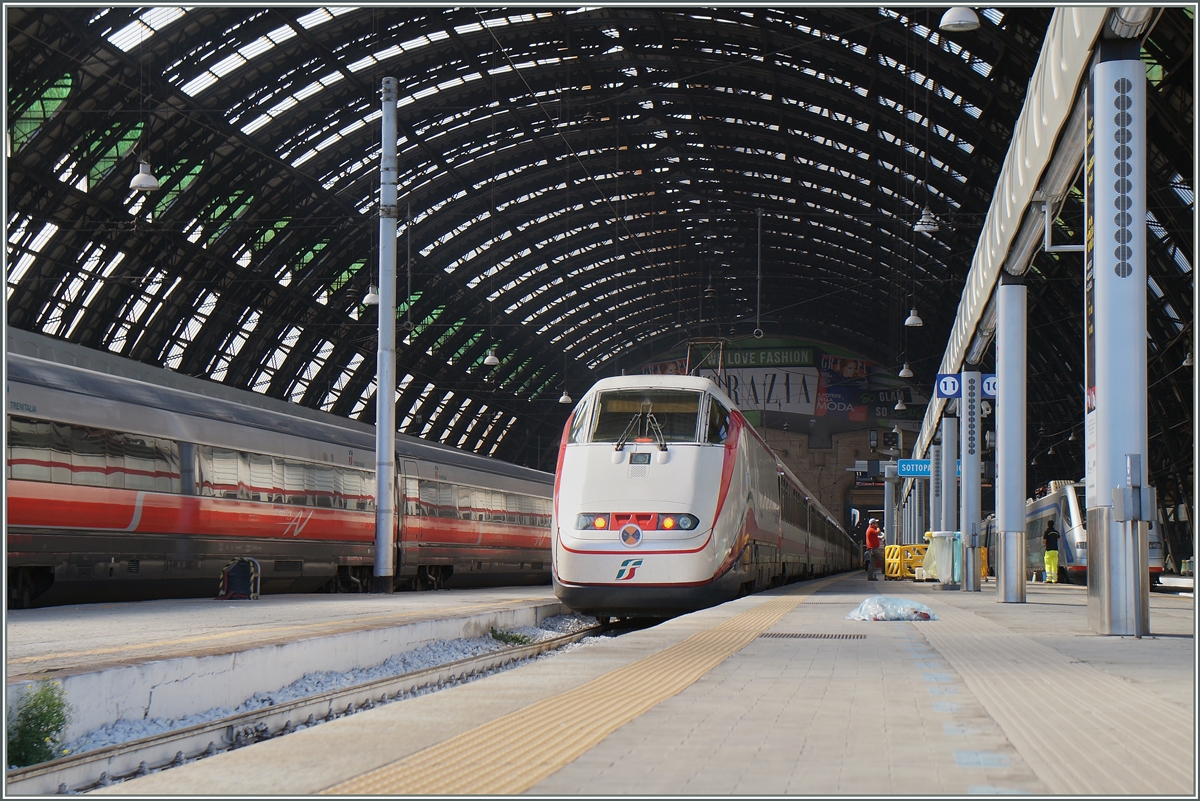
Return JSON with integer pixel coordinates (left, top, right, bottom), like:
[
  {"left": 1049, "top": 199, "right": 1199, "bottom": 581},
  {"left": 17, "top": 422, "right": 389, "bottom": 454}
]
[{"left": 619, "top": 524, "right": 643, "bottom": 547}]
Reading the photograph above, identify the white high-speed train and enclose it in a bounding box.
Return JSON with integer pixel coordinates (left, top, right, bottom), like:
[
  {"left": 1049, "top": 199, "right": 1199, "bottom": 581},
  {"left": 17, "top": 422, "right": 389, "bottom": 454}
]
[{"left": 551, "top": 375, "right": 858, "bottom": 618}]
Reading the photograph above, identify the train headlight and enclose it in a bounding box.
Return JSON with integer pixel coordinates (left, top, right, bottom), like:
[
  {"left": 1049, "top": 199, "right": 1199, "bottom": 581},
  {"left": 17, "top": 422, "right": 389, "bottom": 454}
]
[
  {"left": 576, "top": 514, "right": 609, "bottom": 530},
  {"left": 662, "top": 516, "right": 676, "bottom": 530},
  {"left": 677, "top": 514, "right": 699, "bottom": 530}
]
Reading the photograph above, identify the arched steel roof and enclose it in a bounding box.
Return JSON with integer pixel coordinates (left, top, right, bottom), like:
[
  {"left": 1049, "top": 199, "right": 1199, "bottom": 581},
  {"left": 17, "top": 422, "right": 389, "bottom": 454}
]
[{"left": 6, "top": 7, "right": 1193, "bottom": 524}]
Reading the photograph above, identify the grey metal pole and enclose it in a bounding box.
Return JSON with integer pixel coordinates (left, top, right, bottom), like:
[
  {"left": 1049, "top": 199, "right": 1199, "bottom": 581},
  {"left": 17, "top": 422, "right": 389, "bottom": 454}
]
[
  {"left": 373, "top": 77, "right": 399, "bottom": 593},
  {"left": 940, "top": 416, "right": 958, "bottom": 534},
  {"left": 960, "top": 370, "right": 982, "bottom": 591},
  {"left": 996, "top": 273, "right": 1027, "bottom": 602},
  {"left": 1086, "top": 44, "right": 1150, "bottom": 634},
  {"left": 884, "top": 463, "right": 898, "bottom": 552}
]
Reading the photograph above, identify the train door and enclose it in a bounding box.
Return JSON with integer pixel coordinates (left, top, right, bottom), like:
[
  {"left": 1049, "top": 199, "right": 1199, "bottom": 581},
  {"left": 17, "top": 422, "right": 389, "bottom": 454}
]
[{"left": 399, "top": 460, "right": 419, "bottom": 577}]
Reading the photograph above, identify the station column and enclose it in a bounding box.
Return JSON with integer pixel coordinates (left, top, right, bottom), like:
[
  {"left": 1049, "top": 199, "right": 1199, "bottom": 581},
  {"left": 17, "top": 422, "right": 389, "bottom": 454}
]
[
  {"left": 940, "top": 416, "right": 958, "bottom": 534},
  {"left": 373, "top": 77, "right": 399, "bottom": 593},
  {"left": 996, "top": 272, "right": 1027, "bottom": 602},
  {"left": 1085, "top": 41, "right": 1151, "bottom": 634}
]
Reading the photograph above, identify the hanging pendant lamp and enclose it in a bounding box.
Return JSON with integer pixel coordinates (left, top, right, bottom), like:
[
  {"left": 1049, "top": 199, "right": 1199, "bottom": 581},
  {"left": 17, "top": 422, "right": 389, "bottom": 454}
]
[
  {"left": 129, "top": 159, "right": 160, "bottom": 191},
  {"left": 898, "top": 362, "right": 914, "bottom": 379},
  {"left": 939, "top": 7, "right": 981, "bottom": 32},
  {"left": 904, "top": 308, "right": 924, "bottom": 327},
  {"left": 558, "top": 389, "right": 573, "bottom": 405},
  {"left": 484, "top": 347, "right": 500, "bottom": 367},
  {"left": 913, "top": 205, "right": 939, "bottom": 233}
]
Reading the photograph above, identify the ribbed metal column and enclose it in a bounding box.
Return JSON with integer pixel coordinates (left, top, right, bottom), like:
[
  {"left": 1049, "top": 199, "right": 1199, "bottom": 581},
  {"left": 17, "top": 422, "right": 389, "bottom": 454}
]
[
  {"left": 960, "top": 370, "right": 982, "bottom": 592},
  {"left": 1086, "top": 41, "right": 1150, "bottom": 634}
]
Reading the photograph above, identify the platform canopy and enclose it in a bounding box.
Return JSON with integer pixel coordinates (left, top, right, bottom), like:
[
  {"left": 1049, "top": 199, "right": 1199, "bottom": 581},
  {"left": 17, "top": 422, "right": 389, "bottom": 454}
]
[{"left": 5, "top": 7, "right": 1192, "bottom": 496}]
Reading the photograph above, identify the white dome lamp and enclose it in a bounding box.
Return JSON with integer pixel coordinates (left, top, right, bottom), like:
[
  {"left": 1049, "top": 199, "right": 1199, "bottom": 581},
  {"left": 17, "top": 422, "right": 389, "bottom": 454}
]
[
  {"left": 363, "top": 285, "right": 380, "bottom": 305},
  {"left": 129, "top": 158, "right": 160, "bottom": 191},
  {"left": 558, "top": 388, "right": 573, "bottom": 405},
  {"left": 894, "top": 395, "right": 907, "bottom": 412},
  {"left": 484, "top": 347, "right": 500, "bottom": 367},
  {"left": 913, "top": 206, "right": 939, "bottom": 234},
  {"left": 904, "top": 308, "right": 924, "bottom": 327},
  {"left": 939, "top": 7, "right": 981, "bottom": 32},
  {"left": 898, "top": 362, "right": 914, "bottom": 379}
]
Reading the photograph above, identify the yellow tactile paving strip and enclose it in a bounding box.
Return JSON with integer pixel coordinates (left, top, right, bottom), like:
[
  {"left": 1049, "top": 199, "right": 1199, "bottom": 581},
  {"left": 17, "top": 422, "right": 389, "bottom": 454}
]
[
  {"left": 8, "top": 597, "right": 547, "bottom": 672},
  {"left": 322, "top": 578, "right": 836, "bottom": 795}
]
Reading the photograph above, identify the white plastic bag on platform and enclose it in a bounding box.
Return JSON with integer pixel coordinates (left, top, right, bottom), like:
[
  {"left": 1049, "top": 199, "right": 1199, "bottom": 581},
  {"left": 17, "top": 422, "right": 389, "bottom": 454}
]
[{"left": 846, "top": 595, "right": 938, "bottom": 622}]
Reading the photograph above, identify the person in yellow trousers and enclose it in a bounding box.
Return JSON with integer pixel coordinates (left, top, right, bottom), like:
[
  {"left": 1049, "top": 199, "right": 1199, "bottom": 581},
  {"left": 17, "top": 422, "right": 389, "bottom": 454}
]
[{"left": 1042, "top": 521, "right": 1060, "bottom": 583}]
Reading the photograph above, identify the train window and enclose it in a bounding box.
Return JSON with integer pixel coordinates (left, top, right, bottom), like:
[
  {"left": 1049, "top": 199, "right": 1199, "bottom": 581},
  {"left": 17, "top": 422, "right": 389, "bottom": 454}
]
[
  {"left": 706, "top": 398, "right": 730, "bottom": 444},
  {"left": 418, "top": 479, "right": 440, "bottom": 517},
  {"left": 438, "top": 483, "right": 457, "bottom": 518},
  {"left": 591, "top": 390, "right": 702, "bottom": 443},
  {"left": 567, "top": 397, "right": 591, "bottom": 444},
  {"left": 459, "top": 488, "right": 473, "bottom": 520}
]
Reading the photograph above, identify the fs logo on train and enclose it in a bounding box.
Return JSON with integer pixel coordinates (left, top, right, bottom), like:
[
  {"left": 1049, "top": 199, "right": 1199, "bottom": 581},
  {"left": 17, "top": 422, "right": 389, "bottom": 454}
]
[
  {"left": 615, "top": 558, "right": 643, "bottom": 580},
  {"left": 620, "top": 524, "right": 643, "bottom": 547}
]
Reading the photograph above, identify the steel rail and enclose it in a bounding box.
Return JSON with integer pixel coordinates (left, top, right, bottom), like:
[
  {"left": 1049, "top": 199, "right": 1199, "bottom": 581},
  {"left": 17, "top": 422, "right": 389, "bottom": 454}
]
[{"left": 5, "top": 625, "right": 605, "bottom": 795}]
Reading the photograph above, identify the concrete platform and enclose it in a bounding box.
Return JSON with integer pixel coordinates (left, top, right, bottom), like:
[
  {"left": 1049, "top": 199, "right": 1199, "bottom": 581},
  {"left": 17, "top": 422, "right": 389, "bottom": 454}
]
[
  {"left": 6, "top": 587, "right": 563, "bottom": 741},
  {"left": 97, "top": 574, "right": 1194, "bottom": 796}
]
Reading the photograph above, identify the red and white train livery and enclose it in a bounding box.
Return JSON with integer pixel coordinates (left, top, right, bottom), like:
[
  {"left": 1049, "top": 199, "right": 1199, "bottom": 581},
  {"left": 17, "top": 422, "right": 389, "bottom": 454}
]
[
  {"left": 552, "top": 375, "right": 858, "bottom": 618},
  {"left": 5, "top": 336, "right": 553, "bottom": 608}
]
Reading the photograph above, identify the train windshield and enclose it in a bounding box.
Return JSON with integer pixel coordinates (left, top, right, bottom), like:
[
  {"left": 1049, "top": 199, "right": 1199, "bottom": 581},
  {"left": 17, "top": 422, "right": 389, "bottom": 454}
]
[{"left": 590, "top": 390, "right": 702, "bottom": 444}]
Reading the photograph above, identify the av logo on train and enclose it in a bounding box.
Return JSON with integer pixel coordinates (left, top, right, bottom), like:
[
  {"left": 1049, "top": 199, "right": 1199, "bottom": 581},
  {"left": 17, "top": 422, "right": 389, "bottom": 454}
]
[{"left": 615, "top": 558, "right": 644, "bottom": 580}]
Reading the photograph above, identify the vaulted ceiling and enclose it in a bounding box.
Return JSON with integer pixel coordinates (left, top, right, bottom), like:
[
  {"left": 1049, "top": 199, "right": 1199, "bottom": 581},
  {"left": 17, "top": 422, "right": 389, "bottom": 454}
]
[{"left": 5, "top": 7, "right": 1192, "bottom": 522}]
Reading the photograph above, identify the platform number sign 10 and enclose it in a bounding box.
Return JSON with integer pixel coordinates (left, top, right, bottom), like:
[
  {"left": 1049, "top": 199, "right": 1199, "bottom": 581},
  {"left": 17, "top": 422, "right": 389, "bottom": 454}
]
[
  {"left": 935, "top": 373, "right": 961, "bottom": 399},
  {"left": 981, "top": 374, "right": 997, "bottom": 398}
]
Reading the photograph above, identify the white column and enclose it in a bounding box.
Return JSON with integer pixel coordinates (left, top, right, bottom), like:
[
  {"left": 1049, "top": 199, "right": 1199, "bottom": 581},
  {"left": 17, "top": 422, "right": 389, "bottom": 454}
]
[
  {"left": 940, "top": 417, "right": 958, "bottom": 533},
  {"left": 1085, "top": 47, "right": 1150, "bottom": 635},
  {"left": 373, "top": 77, "right": 399, "bottom": 592},
  {"left": 996, "top": 273, "right": 1027, "bottom": 602}
]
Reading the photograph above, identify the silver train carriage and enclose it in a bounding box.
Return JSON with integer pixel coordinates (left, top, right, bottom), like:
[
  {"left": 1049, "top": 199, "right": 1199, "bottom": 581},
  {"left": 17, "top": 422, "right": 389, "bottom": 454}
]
[
  {"left": 551, "top": 375, "right": 859, "bottom": 618},
  {"left": 5, "top": 343, "right": 553, "bottom": 608},
  {"left": 982, "top": 479, "right": 1165, "bottom": 584}
]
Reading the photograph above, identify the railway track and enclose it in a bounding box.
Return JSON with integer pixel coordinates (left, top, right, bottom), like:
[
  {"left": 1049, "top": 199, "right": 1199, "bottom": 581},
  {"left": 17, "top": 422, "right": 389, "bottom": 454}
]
[{"left": 6, "top": 625, "right": 605, "bottom": 795}]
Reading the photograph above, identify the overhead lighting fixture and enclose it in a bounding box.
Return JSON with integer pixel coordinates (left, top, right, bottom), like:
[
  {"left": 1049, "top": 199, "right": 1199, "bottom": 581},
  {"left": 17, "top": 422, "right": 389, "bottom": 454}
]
[
  {"left": 913, "top": 206, "right": 939, "bottom": 233},
  {"left": 894, "top": 397, "right": 907, "bottom": 412},
  {"left": 129, "top": 158, "right": 160, "bottom": 191},
  {"left": 484, "top": 347, "right": 500, "bottom": 367},
  {"left": 1068, "top": 430, "right": 1077, "bottom": 442},
  {"left": 1185, "top": 351, "right": 1194, "bottom": 368},
  {"left": 904, "top": 308, "right": 924, "bottom": 327},
  {"left": 898, "top": 362, "right": 914, "bottom": 379},
  {"left": 939, "top": 7, "right": 981, "bottom": 32},
  {"left": 363, "top": 285, "right": 380, "bottom": 305},
  {"left": 1031, "top": 455, "right": 1038, "bottom": 465},
  {"left": 704, "top": 279, "right": 717, "bottom": 301},
  {"left": 1048, "top": 444, "right": 1055, "bottom": 455},
  {"left": 559, "top": 389, "right": 573, "bottom": 405}
]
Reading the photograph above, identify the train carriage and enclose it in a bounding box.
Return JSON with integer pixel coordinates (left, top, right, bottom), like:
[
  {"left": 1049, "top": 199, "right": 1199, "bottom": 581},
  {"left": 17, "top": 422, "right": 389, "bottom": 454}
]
[
  {"left": 5, "top": 339, "right": 553, "bottom": 608},
  {"left": 981, "top": 479, "right": 1165, "bottom": 584},
  {"left": 552, "top": 375, "right": 858, "bottom": 618}
]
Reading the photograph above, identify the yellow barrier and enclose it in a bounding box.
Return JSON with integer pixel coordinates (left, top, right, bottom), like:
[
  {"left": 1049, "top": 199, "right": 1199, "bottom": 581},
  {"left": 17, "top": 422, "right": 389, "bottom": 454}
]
[{"left": 884, "top": 544, "right": 929, "bottom": 580}]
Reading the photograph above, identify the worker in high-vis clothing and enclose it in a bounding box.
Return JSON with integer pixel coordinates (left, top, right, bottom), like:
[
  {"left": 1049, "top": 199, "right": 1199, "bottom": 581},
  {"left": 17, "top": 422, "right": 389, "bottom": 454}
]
[{"left": 1042, "top": 520, "right": 1060, "bottom": 584}]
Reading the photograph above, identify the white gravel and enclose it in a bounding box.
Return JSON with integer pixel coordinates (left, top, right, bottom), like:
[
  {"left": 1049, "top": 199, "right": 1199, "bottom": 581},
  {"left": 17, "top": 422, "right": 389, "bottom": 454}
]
[{"left": 57, "top": 613, "right": 601, "bottom": 762}]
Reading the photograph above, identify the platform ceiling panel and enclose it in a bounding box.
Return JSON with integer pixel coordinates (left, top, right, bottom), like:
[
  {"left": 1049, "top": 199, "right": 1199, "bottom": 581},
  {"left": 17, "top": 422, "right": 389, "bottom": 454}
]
[{"left": 5, "top": 7, "right": 1192, "bottom": 491}]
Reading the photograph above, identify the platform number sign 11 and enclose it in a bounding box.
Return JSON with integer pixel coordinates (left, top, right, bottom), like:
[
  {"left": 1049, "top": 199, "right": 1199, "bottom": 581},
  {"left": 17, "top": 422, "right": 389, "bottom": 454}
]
[{"left": 935, "top": 373, "right": 961, "bottom": 399}]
